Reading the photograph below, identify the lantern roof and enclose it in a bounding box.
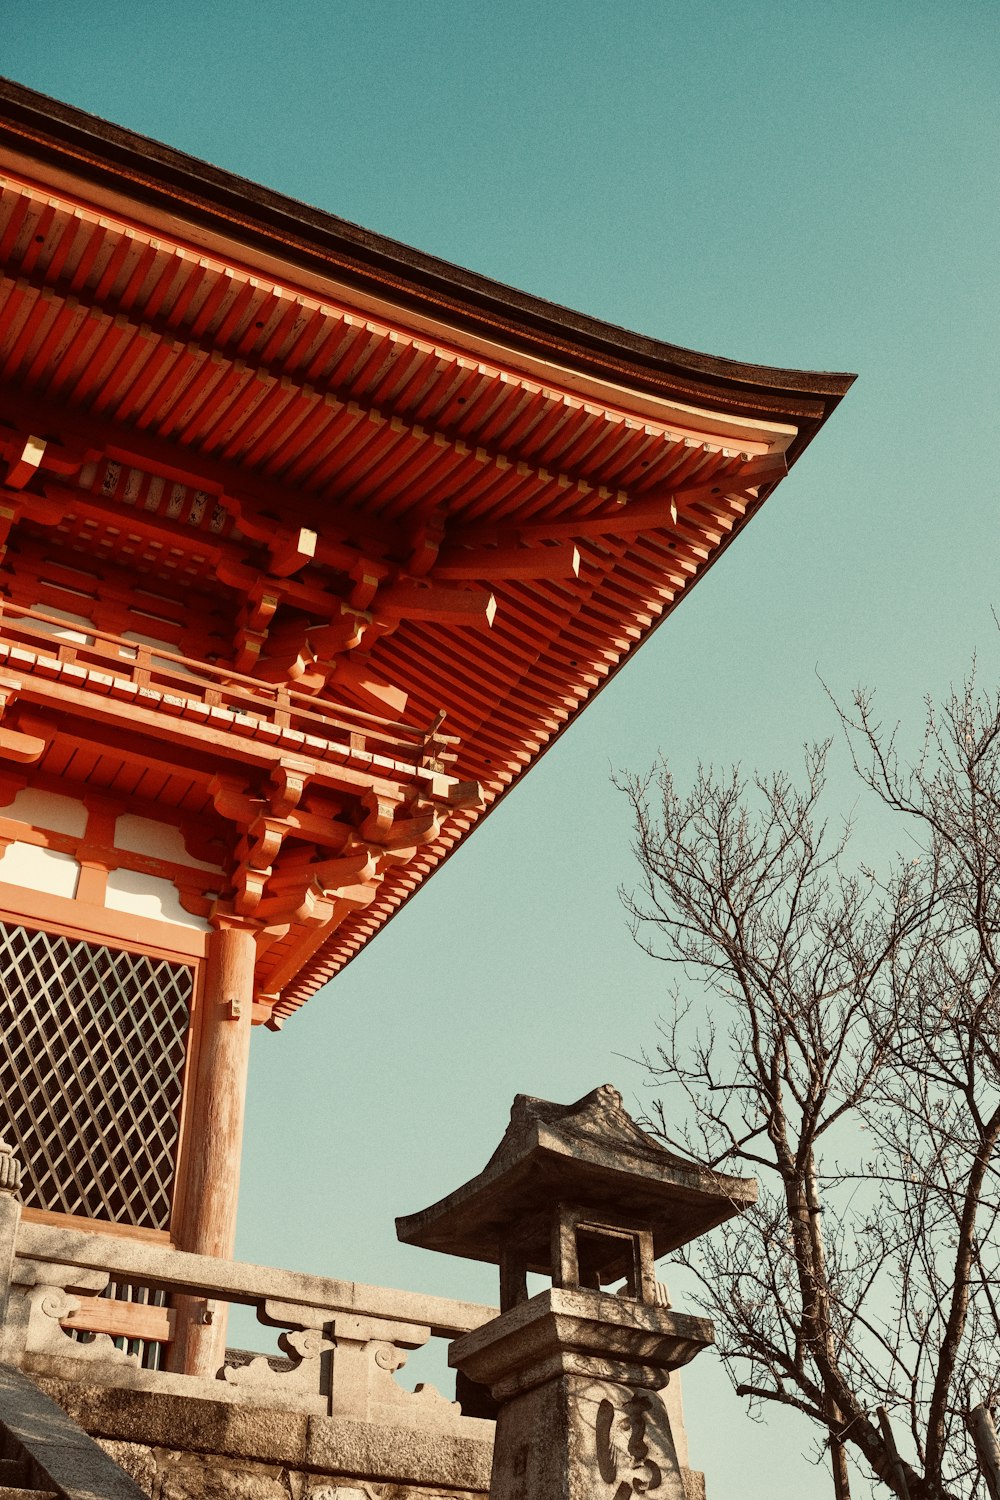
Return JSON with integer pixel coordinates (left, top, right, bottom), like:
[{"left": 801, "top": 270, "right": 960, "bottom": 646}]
[{"left": 396, "top": 1085, "right": 756, "bottom": 1270}]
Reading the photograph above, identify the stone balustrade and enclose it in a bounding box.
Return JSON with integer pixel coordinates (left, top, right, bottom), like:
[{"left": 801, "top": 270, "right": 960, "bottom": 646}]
[{"left": 0, "top": 1196, "right": 496, "bottom": 1437}]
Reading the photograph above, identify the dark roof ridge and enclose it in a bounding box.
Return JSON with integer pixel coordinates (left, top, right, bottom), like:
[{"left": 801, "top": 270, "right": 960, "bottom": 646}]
[{"left": 0, "top": 75, "right": 855, "bottom": 449}]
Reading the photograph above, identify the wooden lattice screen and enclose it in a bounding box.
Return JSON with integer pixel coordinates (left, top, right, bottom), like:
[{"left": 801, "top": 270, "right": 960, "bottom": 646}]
[{"left": 0, "top": 920, "right": 193, "bottom": 1230}]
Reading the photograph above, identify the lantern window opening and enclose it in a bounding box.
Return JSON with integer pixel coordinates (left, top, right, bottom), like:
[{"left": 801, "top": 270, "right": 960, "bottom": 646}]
[{"left": 554, "top": 1203, "right": 657, "bottom": 1304}]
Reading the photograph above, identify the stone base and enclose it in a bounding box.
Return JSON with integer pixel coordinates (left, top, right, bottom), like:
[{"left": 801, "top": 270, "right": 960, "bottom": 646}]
[
  {"left": 30, "top": 1373, "right": 706, "bottom": 1500},
  {"left": 491, "top": 1373, "right": 687, "bottom": 1500},
  {"left": 32, "top": 1377, "right": 492, "bottom": 1498},
  {"left": 96, "top": 1439, "right": 705, "bottom": 1500},
  {"left": 450, "top": 1288, "right": 713, "bottom": 1500},
  {"left": 95, "top": 1439, "right": 482, "bottom": 1499}
]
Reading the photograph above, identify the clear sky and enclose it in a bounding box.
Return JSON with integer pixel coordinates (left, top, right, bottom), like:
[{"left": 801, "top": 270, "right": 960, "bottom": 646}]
[{"left": 4, "top": 3, "right": 998, "bottom": 1494}]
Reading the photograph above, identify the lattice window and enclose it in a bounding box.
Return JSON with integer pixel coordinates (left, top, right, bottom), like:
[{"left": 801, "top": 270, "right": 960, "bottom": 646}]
[{"left": 0, "top": 921, "right": 193, "bottom": 1229}]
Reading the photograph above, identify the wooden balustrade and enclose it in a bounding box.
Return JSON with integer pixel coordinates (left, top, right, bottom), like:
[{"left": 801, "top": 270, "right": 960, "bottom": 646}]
[{"left": 0, "top": 599, "right": 458, "bottom": 771}]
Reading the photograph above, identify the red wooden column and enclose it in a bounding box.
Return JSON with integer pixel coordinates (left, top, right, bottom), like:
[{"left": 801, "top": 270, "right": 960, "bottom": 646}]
[{"left": 170, "top": 922, "right": 256, "bottom": 1376}]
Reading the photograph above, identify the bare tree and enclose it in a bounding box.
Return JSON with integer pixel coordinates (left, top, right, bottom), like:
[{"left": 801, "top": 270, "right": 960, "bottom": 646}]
[{"left": 618, "top": 675, "right": 1000, "bottom": 1500}]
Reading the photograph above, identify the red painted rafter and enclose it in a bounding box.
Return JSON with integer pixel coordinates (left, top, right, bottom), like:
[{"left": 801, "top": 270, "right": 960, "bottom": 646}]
[{"left": 0, "top": 157, "right": 848, "bottom": 1015}]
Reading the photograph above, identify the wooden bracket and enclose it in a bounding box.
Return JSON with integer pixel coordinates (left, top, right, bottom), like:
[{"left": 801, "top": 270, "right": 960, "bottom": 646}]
[
  {"left": 406, "top": 509, "right": 446, "bottom": 577},
  {"left": 433, "top": 540, "right": 581, "bottom": 583},
  {"left": 4, "top": 435, "right": 46, "bottom": 491},
  {"left": 209, "top": 776, "right": 260, "bottom": 829},
  {"left": 0, "top": 427, "right": 96, "bottom": 490},
  {"left": 268, "top": 525, "right": 317, "bottom": 578},
  {"left": 365, "top": 805, "right": 441, "bottom": 852},
  {"left": 0, "top": 681, "right": 44, "bottom": 764},
  {"left": 0, "top": 500, "right": 21, "bottom": 549},
  {"left": 375, "top": 581, "right": 496, "bottom": 628},
  {"left": 270, "top": 761, "right": 309, "bottom": 818},
  {"left": 348, "top": 556, "right": 393, "bottom": 610},
  {"left": 244, "top": 820, "right": 285, "bottom": 871},
  {"left": 358, "top": 790, "right": 403, "bottom": 843}
]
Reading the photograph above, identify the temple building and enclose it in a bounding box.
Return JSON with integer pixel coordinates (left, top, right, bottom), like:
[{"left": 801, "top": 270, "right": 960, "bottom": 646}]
[{"left": 0, "top": 77, "right": 852, "bottom": 1495}]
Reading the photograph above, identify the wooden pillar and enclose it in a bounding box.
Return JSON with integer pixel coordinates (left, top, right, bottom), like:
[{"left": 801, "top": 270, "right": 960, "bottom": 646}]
[{"left": 169, "top": 923, "right": 255, "bottom": 1376}]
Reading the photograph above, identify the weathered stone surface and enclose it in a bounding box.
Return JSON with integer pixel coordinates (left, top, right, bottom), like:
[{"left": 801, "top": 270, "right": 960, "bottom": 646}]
[
  {"left": 33, "top": 1378, "right": 310, "bottom": 1466},
  {"left": 32, "top": 1376, "right": 493, "bottom": 1494},
  {"left": 60, "top": 1433, "right": 499, "bottom": 1500},
  {"left": 452, "top": 1286, "right": 713, "bottom": 1398},
  {"left": 305, "top": 1415, "right": 492, "bottom": 1489},
  {"left": 306, "top": 1490, "right": 482, "bottom": 1500},
  {"left": 14, "top": 1221, "right": 493, "bottom": 1338},
  {"left": 0, "top": 1362, "right": 147, "bottom": 1499},
  {"left": 451, "top": 1288, "right": 706, "bottom": 1500},
  {"left": 23, "top": 1346, "right": 328, "bottom": 1417},
  {"left": 95, "top": 1439, "right": 157, "bottom": 1489},
  {"left": 0, "top": 1138, "right": 22, "bottom": 1195},
  {"left": 0, "top": 1193, "right": 21, "bottom": 1334},
  {"left": 152, "top": 1450, "right": 292, "bottom": 1499},
  {"left": 492, "top": 1375, "right": 688, "bottom": 1500}
]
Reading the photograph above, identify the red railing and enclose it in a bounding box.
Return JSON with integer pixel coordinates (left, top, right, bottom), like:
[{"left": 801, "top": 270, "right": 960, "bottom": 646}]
[{"left": 0, "top": 600, "right": 457, "bottom": 773}]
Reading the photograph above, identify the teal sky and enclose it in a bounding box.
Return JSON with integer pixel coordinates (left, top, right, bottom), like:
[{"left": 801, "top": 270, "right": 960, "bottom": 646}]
[{"left": 4, "top": 3, "right": 998, "bottom": 1494}]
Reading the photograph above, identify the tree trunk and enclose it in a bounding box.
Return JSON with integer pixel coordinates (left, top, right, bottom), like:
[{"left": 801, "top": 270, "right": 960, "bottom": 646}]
[{"left": 968, "top": 1406, "right": 1000, "bottom": 1500}]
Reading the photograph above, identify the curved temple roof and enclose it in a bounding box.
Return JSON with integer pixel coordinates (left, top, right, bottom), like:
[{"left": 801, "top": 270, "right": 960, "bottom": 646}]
[{"left": 0, "top": 79, "right": 854, "bottom": 1017}]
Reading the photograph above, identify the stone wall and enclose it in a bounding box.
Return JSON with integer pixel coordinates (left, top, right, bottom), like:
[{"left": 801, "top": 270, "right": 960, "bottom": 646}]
[
  {"left": 97, "top": 1445, "right": 483, "bottom": 1500},
  {"left": 34, "top": 1376, "right": 706, "bottom": 1500},
  {"left": 37, "top": 1378, "right": 492, "bottom": 1500}
]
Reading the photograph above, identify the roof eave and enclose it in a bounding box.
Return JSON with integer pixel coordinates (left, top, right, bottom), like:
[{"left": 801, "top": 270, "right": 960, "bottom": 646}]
[{"left": 0, "top": 75, "right": 855, "bottom": 458}]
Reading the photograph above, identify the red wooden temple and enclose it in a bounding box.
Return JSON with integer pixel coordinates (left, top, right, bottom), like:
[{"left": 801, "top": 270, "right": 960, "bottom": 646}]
[{"left": 0, "top": 79, "right": 852, "bottom": 1371}]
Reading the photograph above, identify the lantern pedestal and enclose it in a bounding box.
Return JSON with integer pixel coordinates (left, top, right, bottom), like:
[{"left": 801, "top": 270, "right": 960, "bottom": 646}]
[{"left": 451, "top": 1286, "right": 713, "bottom": 1500}]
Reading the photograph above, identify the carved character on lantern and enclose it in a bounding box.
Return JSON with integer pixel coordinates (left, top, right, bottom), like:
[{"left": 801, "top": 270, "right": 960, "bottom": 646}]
[{"left": 596, "top": 1390, "right": 663, "bottom": 1500}]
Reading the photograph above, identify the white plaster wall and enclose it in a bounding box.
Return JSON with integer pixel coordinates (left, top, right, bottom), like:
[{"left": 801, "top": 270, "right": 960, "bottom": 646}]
[
  {"left": 114, "top": 814, "right": 223, "bottom": 871},
  {"left": 105, "top": 868, "right": 210, "bottom": 931},
  {"left": 120, "top": 631, "right": 196, "bottom": 678},
  {"left": 0, "top": 842, "right": 80, "bottom": 898},
  {"left": 27, "top": 604, "right": 93, "bottom": 644},
  {"left": 4, "top": 787, "right": 88, "bottom": 837}
]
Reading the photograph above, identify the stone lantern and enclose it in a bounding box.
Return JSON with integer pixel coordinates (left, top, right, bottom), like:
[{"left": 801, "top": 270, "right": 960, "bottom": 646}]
[{"left": 397, "top": 1085, "right": 756, "bottom": 1500}]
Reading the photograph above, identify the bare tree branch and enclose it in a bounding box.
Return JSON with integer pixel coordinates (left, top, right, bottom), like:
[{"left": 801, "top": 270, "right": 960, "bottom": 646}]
[{"left": 619, "top": 672, "right": 1000, "bottom": 1499}]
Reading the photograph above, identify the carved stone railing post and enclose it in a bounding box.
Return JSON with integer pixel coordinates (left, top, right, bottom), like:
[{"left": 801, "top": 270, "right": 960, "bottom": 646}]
[
  {"left": 0, "top": 1139, "right": 22, "bottom": 1333},
  {"left": 327, "top": 1313, "right": 425, "bottom": 1421},
  {"left": 222, "top": 1298, "right": 333, "bottom": 1411},
  {"left": 325, "top": 1312, "right": 457, "bottom": 1426},
  {"left": 220, "top": 1302, "right": 461, "bottom": 1425},
  {"left": 0, "top": 1138, "right": 21, "bottom": 1196}
]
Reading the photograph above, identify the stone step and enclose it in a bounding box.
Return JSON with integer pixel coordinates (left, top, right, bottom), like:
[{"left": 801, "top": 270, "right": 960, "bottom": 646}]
[
  {"left": 0, "top": 1466, "right": 28, "bottom": 1484},
  {"left": 0, "top": 1490, "right": 58, "bottom": 1499}
]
